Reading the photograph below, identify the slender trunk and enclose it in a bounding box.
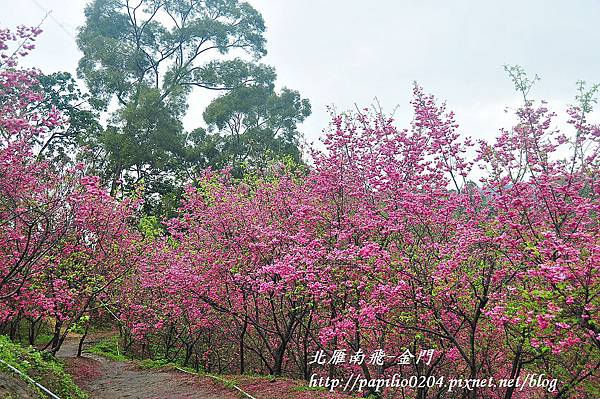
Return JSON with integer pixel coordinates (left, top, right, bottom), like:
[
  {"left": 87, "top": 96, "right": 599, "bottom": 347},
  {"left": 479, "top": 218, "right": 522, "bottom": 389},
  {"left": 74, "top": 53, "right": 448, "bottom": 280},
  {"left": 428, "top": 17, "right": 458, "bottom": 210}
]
[
  {"left": 504, "top": 343, "right": 524, "bottom": 399},
  {"left": 28, "top": 317, "right": 41, "bottom": 346},
  {"left": 50, "top": 320, "right": 62, "bottom": 352},
  {"left": 273, "top": 342, "right": 286, "bottom": 376},
  {"left": 184, "top": 344, "right": 193, "bottom": 367},
  {"left": 9, "top": 316, "right": 19, "bottom": 340},
  {"left": 77, "top": 321, "right": 90, "bottom": 357},
  {"left": 240, "top": 316, "right": 248, "bottom": 374},
  {"left": 302, "top": 313, "right": 313, "bottom": 380}
]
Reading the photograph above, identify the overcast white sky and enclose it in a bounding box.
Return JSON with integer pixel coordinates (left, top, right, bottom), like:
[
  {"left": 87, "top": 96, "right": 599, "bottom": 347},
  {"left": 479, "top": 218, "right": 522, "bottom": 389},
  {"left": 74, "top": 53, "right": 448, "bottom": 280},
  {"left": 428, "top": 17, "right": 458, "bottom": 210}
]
[{"left": 2, "top": 0, "right": 600, "bottom": 146}]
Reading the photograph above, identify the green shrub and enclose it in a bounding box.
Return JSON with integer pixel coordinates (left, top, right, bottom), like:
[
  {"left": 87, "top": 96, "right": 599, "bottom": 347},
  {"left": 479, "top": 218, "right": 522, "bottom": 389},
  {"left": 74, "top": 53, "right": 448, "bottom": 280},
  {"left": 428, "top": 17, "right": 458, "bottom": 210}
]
[
  {"left": 86, "top": 336, "right": 128, "bottom": 362},
  {"left": 0, "top": 335, "right": 87, "bottom": 398}
]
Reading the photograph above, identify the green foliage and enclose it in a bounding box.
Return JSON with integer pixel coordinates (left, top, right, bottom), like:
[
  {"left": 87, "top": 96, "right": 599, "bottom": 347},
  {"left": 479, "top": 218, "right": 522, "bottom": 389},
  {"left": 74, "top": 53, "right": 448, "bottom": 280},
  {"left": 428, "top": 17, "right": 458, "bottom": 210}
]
[
  {"left": 293, "top": 384, "right": 327, "bottom": 392},
  {"left": 138, "top": 358, "right": 172, "bottom": 369},
  {"left": 67, "top": 315, "right": 91, "bottom": 335},
  {"left": 34, "top": 334, "right": 55, "bottom": 347},
  {"left": 35, "top": 72, "right": 103, "bottom": 163},
  {"left": 100, "top": 84, "right": 186, "bottom": 209},
  {"left": 138, "top": 215, "right": 164, "bottom": 239},
  {"left": 0, "top": 335, "right": 87, "bottom": 399},
  {"left": 75, "top": 0, "right": 311, "bottom": 217},
  {"left": 575, "top": 79, "right": 600, "bottom": 113},
  {"left": 86, "top": 336, "right": 128, "bottom": 362},
  {"left": 197, "top": 86, "right": 311, "bottom": 177},
  {"left": 76, "top": 0, "right": 274, "bottom": 205},
  {"left": 77, "top": 0, "right": 269, "bottom": 107},
  {"left": 503, "top": 64, "right": 540, "bottom": 101}
]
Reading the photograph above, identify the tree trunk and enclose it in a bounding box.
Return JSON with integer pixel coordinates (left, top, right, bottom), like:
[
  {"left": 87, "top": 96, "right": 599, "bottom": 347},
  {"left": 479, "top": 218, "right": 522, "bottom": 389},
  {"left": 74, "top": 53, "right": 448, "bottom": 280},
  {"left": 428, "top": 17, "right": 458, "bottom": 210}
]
[
  {"left": 239, "top": 316, "right": 248, "bottom": 374},
  {"left": 77, "top": 321, "right": 90, "bottom": 357}
]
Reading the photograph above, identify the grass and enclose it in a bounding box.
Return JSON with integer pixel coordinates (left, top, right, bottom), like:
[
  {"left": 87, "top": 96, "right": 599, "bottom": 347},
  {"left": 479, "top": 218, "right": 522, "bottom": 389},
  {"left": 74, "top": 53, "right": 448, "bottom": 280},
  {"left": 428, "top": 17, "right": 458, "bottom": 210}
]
[
  {"left": 138, "top": 358, "right": 171, "bottom": 369},
  {"left": 293, "top": 384, "right": 328, "bottom": 392},
  {"left": 86, "top": 338, "right": 184, "bottom": 372},
  {"left": 85, "top": 335, "right": 128, "bottom": 362},
  {"left": 33, "top": 333, "right": 55, "bottom": 347},
  {"left": 0, "top": 335, "right": 87, "bottom": 399}
]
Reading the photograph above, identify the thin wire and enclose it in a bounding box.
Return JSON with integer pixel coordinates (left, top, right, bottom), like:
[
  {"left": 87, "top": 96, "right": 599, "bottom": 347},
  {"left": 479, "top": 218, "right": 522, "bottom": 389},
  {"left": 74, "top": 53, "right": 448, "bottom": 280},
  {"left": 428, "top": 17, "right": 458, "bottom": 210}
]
[
  {"left": 0, "top": 358, "right": 62, "bottom": 399},
  {"left": 30, "top": 0, "right": 77, "bottom": 40},
  {"left": 175, "top": 366, "right": 258, "bottom": 399}
]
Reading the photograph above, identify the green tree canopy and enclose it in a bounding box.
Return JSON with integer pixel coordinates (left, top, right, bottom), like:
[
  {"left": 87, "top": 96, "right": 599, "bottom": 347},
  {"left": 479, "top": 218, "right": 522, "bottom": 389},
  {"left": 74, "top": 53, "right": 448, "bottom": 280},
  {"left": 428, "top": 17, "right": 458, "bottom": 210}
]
[
  {"left": 32, "top": 72, "right": 102, "bottom": 164},
  {"left": 77, "top": 0, "right": 274, "bottom": 108},
  {"left": 77, "top": 0, "right": 311, "bottom": 215},
  {"left": 191, "top": 86, "right": 311, "bottom": 177}
]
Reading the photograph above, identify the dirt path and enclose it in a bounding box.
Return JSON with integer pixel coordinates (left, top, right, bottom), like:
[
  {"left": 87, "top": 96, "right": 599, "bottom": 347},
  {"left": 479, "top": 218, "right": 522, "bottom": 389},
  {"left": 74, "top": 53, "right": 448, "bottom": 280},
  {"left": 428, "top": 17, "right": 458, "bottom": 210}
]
[
  {"left": 0, "top": 372, "right": 39, "bottom": 399},
  {"left": 58, "top": 335, "right": 238, "bottom": 399}
]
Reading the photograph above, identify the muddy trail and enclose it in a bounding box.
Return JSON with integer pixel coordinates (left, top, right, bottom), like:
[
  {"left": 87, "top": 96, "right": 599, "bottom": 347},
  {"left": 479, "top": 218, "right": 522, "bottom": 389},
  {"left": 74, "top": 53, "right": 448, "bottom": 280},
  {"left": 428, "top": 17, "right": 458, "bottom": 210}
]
[{"left": 57, "top": 335, "right": 238, "bottom": 399}]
